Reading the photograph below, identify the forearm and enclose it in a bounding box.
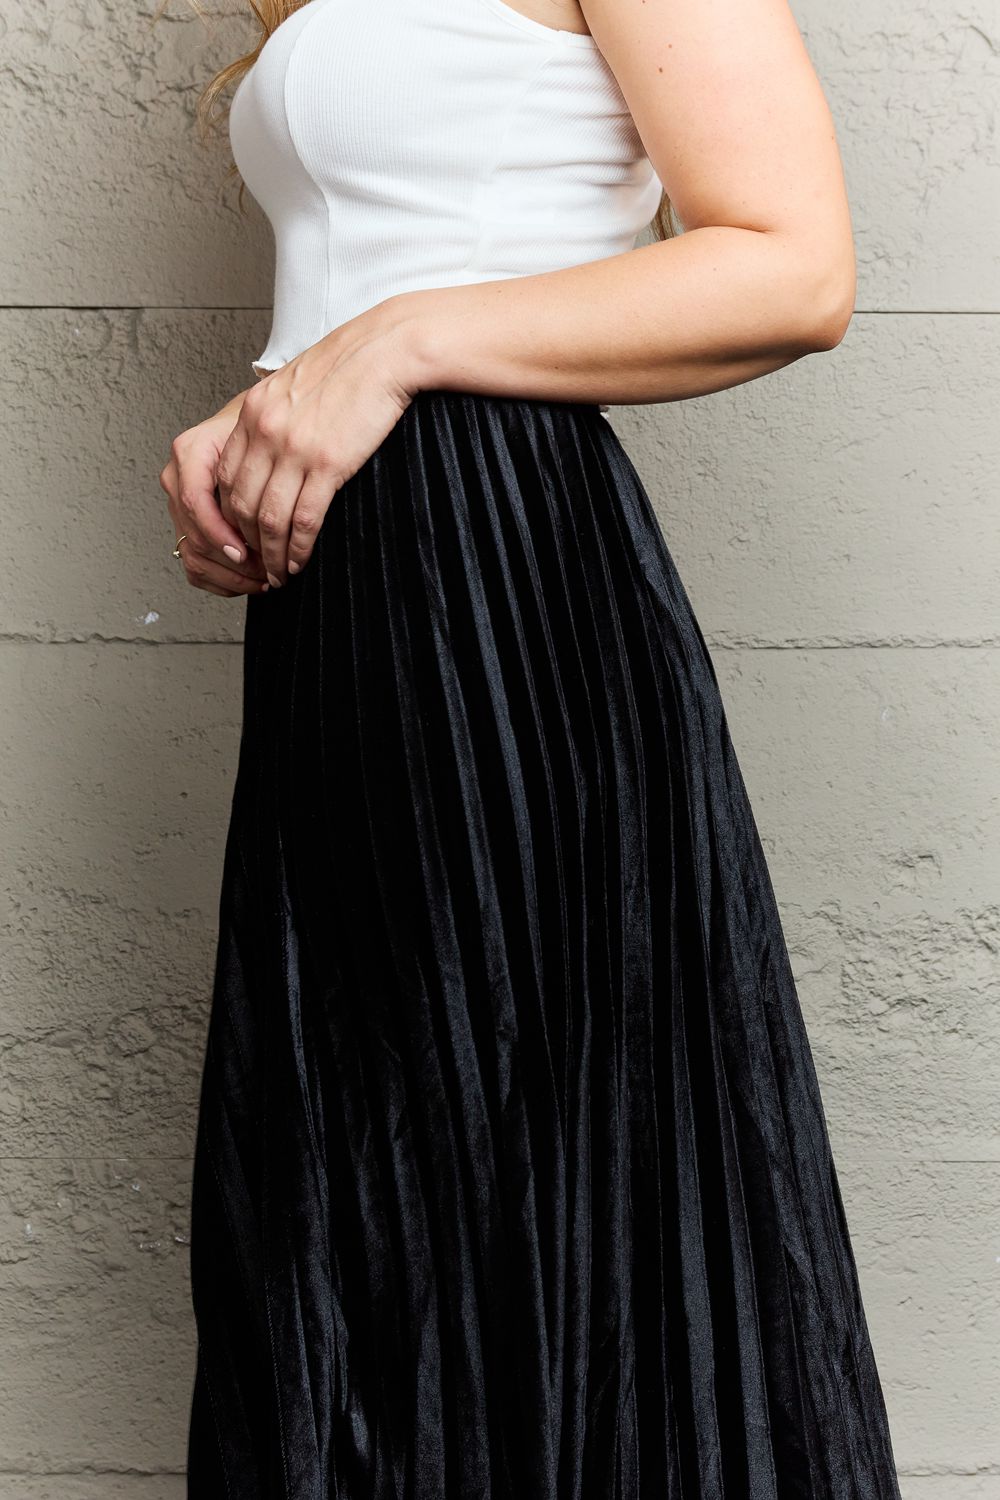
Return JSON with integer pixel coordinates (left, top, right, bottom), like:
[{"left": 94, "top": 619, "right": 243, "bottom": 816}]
[{"left": 391, "top": 225, "right": 854, "bottom": 408}]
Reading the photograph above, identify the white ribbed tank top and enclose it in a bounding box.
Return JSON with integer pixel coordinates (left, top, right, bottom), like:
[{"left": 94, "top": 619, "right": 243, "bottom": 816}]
[{"left": 229, "top": 0, "right": 663, "bottom": 383}]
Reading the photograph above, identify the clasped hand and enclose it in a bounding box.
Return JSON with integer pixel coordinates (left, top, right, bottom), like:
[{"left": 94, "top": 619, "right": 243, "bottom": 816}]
[{"left": 160, "top": 296, "right": 423, "bottom": 595}]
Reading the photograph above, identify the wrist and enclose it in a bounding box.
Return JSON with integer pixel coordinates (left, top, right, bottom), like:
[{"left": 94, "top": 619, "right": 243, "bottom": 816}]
[
  {"left": 214, "top": 387, "right": 251, "bottom": 426},
  {"left": 376, "top": 288, "right": 454, "bottom": 394}
]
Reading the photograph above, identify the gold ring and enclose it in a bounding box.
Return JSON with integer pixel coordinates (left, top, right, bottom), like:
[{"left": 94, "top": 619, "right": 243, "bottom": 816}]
[{"left": 171, "top": 534, "right": 188, "bottom": 560}]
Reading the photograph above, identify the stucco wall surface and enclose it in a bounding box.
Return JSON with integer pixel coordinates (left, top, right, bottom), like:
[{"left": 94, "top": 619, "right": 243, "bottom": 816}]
[{"left": 0, "top": 0, "right": 997, "bottom": 1494}]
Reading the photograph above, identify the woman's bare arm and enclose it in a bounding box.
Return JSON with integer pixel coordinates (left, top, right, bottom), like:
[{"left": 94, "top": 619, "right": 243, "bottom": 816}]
[
  {"left": 393, "top": 0, "right": 856, "bottom": 405},
  {"left": 214, "top": 0, "right": 855, "bottom": 587}
]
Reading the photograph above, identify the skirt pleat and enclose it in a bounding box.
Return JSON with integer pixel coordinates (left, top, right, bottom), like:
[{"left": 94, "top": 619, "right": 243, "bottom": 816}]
[{"left": 186, "top": 389, "right": 902, "bottom": 1500}]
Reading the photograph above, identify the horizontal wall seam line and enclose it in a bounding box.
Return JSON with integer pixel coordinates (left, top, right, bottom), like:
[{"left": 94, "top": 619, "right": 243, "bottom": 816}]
[
  {"left": 0, "top": 304, "right": 272, "bottom": 312},
  {"left": 1, "top": 636, "right": 999, "bottom": 650},
  {"left": 0, "top": 305, "right": 999, "bottom": 315}
]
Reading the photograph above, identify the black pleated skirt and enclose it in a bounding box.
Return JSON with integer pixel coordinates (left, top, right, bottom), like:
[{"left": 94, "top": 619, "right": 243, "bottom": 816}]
[{"left": 185, "top": 389, "right": 902, "bottom": 1500}]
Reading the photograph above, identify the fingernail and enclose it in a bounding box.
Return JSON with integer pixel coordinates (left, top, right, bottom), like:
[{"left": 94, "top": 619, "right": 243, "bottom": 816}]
[
  {"left": 266, "top": 572, "right": 282, "bottom": 589},
  {"left": 223, "top": 544, "right": 244, "bottom": 563},
  {"left": 288, "top": 559, "right": 300, "bottom": 575}
]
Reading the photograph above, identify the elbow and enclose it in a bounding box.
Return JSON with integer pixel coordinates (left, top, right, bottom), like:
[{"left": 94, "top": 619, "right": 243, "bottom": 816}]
[
  {"left": 808, "top": 280, "right": 856, "bottom": 351},
  {"left": 798, "top": 251, "right": 857, "bottom": 353}
]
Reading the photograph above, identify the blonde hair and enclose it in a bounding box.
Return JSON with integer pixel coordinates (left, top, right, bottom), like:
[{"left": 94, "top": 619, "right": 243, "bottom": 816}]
[{"left": 174, "top": 0, "right": 678, "bottom": 238}]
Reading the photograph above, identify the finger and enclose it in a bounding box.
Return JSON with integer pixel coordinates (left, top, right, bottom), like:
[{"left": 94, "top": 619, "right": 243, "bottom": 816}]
[
  {"left": 215, "top": 421, "right": 249, "bottom": 513},
  {"left": 257, "top": 462, "right": 307, "bottom": 587},
  {"left": 201, "top": 581, "right": 242, "bottom": 598},
  {"left": 170, "top": 441, "right": 248, "bottom": 564},
  {"left": 216, "top": 424, "right": 259, "bottom": 550},
  {"left": 287, "top": 467, "right": 339, "bottom": 577},
  {"left": 215, "top": 545, "right": 269, "bottom": 584},
  {"left": 174, "top": 522, "right": 269, "bottom": 587},
  {"left": 223, "top": 448, "right": 274, "bottom": 560},
  {"left": 159, "top": 455, "right": 179, "bottom": 500},
  {"left": 173, "top": 508, "right": 268, "bottom": 582},
  {"left": 182, "top": 507, "right": 265, "bottom": 579},
  {"left": 179, "top": 543, "right": 271, "bottom": 597}
]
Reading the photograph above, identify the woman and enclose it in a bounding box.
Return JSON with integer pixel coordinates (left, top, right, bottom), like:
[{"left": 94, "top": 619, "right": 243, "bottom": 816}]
[{"left": 163, "top": 0, "right": 904, "bottom": 1494}]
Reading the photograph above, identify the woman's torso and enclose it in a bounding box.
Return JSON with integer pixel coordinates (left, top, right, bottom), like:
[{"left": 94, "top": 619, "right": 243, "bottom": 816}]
[{"left": 229, "top": 0, "right": 663, "bottom": 378}]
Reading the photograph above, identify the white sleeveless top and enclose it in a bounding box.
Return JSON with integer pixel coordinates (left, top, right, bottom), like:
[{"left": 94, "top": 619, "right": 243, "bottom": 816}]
[{"left": 229, "top": 0, "right": 663, "bottom": 386}]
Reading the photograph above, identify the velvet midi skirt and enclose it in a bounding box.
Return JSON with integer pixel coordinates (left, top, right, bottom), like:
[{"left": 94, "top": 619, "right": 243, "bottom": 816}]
[{"left": 185, "top": 389, "right": 902, "bottom": 1500}]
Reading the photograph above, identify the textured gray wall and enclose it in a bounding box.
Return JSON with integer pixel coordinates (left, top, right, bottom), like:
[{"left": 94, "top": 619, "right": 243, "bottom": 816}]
[{"left": 1, "top": 1, "right": 997, "bottom": 1494}]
